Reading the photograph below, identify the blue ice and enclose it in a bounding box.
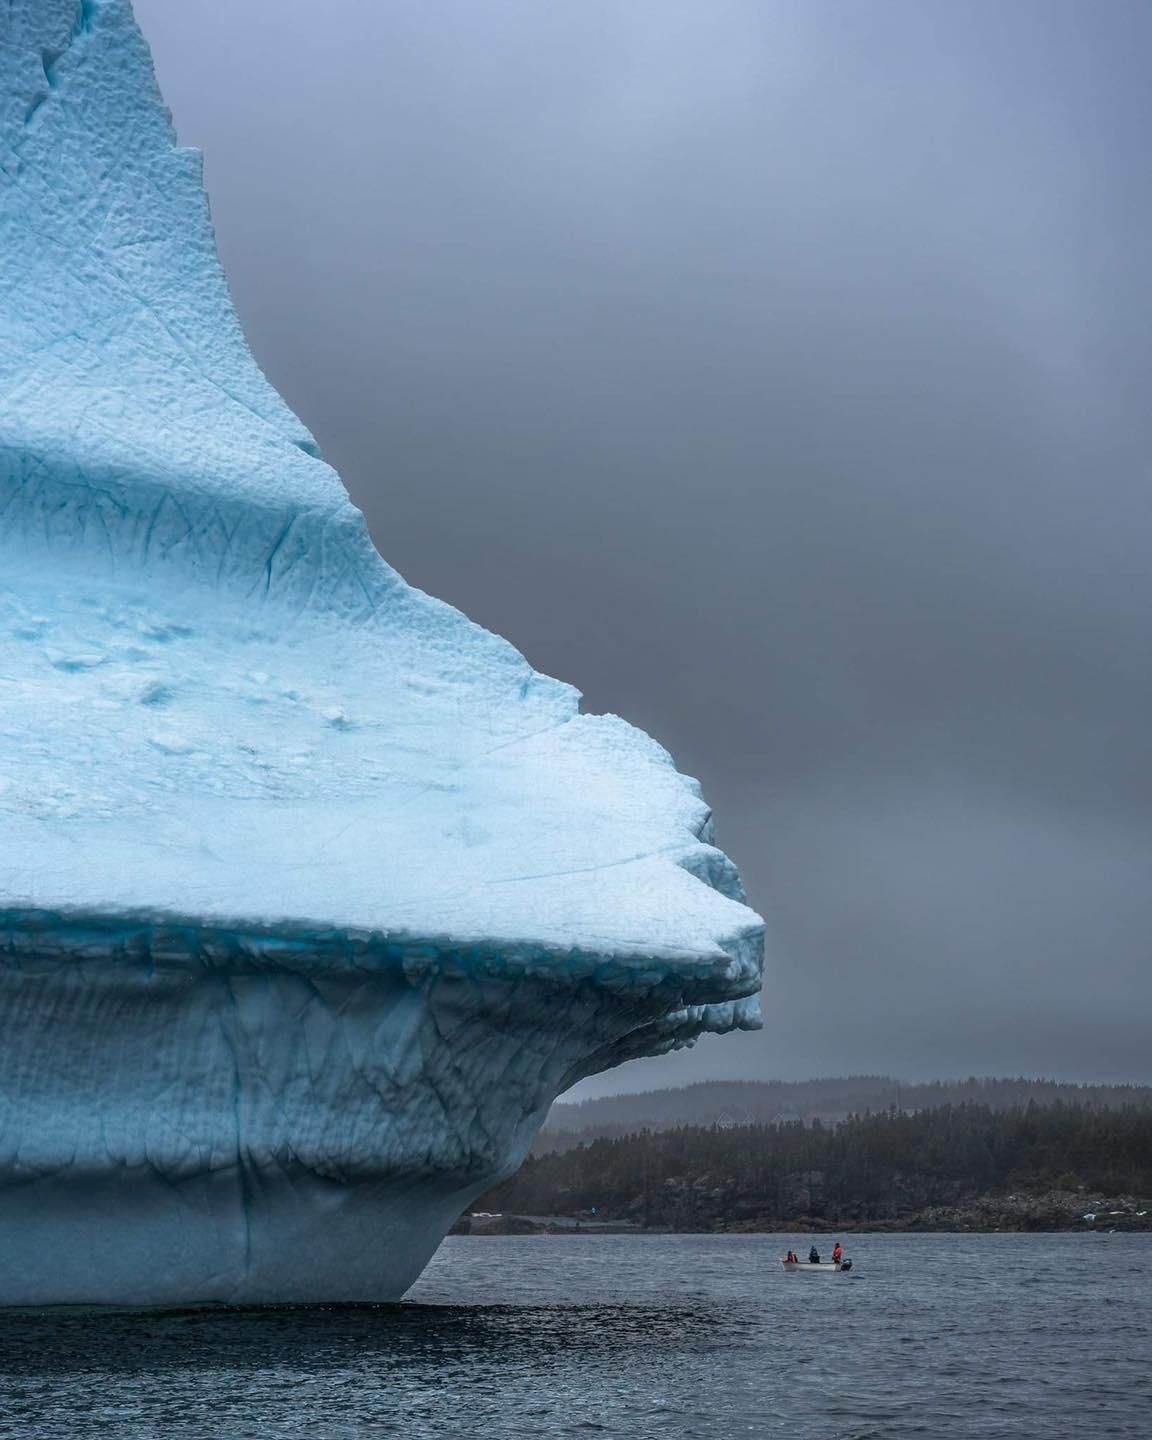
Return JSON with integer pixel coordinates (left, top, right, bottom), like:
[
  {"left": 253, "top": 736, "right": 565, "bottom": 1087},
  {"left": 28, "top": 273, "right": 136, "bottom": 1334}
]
[{"left": 0, "top": 0, "right": 762, "bottom": 1303}]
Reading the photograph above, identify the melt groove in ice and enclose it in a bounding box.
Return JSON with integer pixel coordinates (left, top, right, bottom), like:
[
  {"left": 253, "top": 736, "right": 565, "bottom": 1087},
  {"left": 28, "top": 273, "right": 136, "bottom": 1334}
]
[{"left": 0, "top": 0, "right": 763, "bottom": 1303}]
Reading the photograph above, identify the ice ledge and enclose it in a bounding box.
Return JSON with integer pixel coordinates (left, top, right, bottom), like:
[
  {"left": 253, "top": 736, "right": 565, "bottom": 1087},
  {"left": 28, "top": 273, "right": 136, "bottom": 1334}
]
[{"left": 0, "top": 905, "right": 763, "bottom": 1006}]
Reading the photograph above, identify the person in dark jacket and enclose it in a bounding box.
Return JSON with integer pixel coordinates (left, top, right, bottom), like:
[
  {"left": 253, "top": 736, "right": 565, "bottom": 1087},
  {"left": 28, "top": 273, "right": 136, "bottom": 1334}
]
[{"left": 809, "top": 1246, "right": 820, "bottom": 1264}]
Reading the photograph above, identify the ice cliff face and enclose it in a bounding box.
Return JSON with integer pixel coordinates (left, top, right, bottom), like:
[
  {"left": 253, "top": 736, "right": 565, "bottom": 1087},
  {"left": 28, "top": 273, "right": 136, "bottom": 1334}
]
[{"left": 0, "top": 0, "right": 763, "bottom": 1303}]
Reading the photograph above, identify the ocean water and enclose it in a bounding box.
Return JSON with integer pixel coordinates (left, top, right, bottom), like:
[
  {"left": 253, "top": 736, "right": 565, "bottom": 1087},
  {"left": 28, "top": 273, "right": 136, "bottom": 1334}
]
[{"left": 0, "top": 1233, "right": 1148, "bottom": 1438}]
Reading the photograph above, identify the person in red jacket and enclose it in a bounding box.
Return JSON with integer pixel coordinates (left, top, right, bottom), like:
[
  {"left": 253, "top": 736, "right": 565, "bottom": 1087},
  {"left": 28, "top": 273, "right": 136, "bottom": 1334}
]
[{"left": 832, "top": 1242, "right": 843, "bottom": 1265}]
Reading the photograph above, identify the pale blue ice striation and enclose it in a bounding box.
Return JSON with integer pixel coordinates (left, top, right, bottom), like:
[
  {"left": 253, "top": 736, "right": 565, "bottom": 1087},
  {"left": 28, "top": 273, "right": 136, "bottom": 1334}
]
[{"left": 0, "top": 0, "right": 763, "bottom": 1303}]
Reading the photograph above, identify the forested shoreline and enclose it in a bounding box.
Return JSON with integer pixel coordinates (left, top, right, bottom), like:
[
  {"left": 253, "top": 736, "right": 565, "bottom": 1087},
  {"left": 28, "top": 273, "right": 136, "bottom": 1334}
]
[{"left": 475, "top": 1102, "right": 1152, "bottom": 1232}]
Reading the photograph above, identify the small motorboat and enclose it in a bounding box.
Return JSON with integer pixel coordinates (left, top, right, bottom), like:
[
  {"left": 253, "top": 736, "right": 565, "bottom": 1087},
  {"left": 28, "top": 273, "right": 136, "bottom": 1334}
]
[{"left": 781, "top": 1258, "right": 852, "bottom": 1273}]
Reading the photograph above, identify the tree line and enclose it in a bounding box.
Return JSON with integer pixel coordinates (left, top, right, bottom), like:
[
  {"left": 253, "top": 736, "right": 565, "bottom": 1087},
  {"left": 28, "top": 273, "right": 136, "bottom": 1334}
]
[
  {"left": 481, "top": 1102, "right": 1152, "bottom": 1227},
  {"left": 541, "top": 1076, "right": 1152, "bottom": 1150}
]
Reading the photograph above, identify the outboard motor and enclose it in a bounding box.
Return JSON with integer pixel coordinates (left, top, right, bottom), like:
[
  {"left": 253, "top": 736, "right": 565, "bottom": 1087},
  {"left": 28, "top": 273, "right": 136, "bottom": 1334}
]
[{"left": 840, "top": 1259, "right": 853, "bottom": 1272}]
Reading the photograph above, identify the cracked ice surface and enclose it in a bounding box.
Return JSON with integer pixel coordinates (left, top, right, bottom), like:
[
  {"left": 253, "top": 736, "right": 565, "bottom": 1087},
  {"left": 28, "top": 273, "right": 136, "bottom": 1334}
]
[{"left": 0, "top": 0, "right": 763, "bottom": 1303}]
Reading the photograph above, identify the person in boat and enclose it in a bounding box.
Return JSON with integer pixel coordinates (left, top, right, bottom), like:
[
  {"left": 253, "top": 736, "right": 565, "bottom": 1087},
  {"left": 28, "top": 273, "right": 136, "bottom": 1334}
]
[
  {"left": 832, "top": 1242, "right": 843, "bottom": 1265},
  {"left": 809, "top": 1245, "right": 820, "bottom": 1264},
  {"left": 785, "top": 1249, "right": 798, "bottom": 1263}
]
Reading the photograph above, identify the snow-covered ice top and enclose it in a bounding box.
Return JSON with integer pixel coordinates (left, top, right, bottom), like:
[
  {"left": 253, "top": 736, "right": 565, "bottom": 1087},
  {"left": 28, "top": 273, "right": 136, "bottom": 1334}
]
[{"left": 0, "top": 0, "right": 762, "bottom": 1041}]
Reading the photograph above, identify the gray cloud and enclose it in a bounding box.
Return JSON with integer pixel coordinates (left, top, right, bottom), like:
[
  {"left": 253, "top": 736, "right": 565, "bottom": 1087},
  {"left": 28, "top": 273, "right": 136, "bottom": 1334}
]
[{"left": 133, "top": 0, "right": 1152, "bottom": 1090}]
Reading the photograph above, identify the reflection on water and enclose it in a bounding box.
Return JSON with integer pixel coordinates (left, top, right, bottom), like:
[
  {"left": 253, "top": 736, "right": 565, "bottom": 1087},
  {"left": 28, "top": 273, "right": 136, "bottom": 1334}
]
[
  {"left": 1, "top": 1234, "right": 1149, "bottom": 1439},
  {"left": 0, "top": 1299, "right": 722, "bottom": 1372}
]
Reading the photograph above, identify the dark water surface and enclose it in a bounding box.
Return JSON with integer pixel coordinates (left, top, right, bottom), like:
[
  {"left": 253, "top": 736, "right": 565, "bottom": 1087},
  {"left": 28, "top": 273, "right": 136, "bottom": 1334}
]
[{"left": 0, "top": 1233, "right": 1148, "bottom": 1438}]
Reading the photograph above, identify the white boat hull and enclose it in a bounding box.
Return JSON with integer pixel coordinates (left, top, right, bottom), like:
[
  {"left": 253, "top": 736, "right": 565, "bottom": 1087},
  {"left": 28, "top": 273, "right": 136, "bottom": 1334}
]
[{"left": 781, "top": 1261, "right": 847, "bottom": 1272}]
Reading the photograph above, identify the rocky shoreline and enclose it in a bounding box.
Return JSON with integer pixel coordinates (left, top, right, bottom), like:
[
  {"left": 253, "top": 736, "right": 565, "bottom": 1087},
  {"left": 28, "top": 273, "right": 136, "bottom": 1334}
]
[{"left": 456, "top": 1190, "right": 1152, "bottom": 1236}]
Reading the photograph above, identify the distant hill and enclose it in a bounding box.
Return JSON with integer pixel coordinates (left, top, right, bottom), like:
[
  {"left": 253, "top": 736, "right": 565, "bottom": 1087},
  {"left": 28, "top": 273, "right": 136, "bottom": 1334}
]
[
  {"left": 484, "top": 1101, "right": 1152, "bottom": 1232},
  {"left": 538, "top": 1076, "right": 1152, "bottom": 1151}
]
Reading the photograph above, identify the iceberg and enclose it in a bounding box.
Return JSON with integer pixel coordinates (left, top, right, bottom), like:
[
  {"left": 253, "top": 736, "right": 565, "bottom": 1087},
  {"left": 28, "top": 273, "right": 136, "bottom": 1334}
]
[{"left": 0, "top": 0, "right": 763, "bottom": 1304}]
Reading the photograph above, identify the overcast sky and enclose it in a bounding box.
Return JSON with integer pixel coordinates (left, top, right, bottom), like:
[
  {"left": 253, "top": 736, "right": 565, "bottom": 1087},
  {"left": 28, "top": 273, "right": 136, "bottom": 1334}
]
[{"left": 134, "top": 0, "right": 1152, "bottom": 1092}]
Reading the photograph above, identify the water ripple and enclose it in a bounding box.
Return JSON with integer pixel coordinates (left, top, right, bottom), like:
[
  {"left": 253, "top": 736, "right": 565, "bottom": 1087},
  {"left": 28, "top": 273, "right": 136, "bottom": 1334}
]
[{"left": 0, "top": 1233, "right": 1147, "bottom": 1439}]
